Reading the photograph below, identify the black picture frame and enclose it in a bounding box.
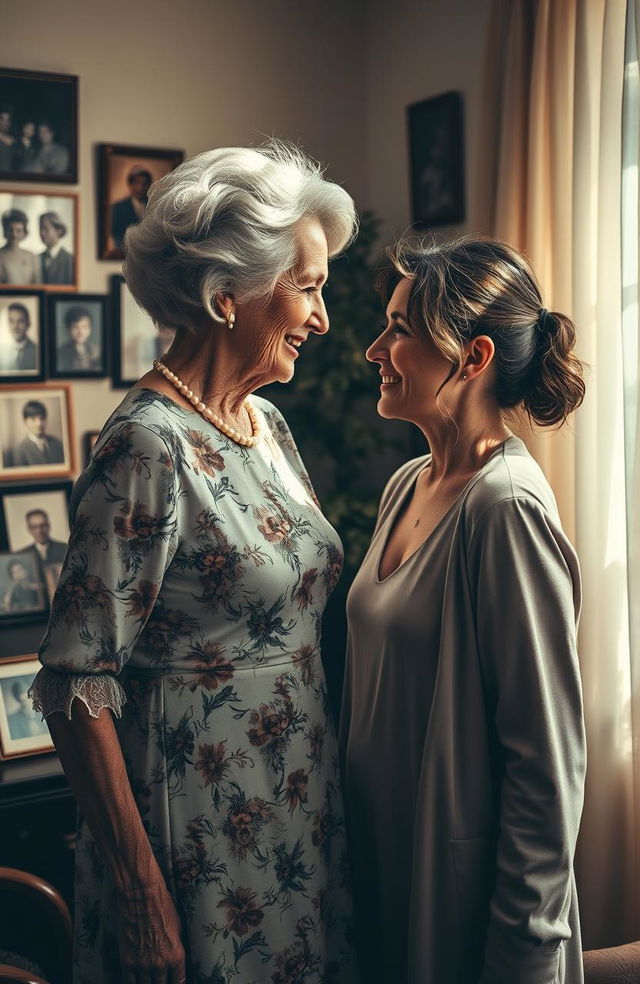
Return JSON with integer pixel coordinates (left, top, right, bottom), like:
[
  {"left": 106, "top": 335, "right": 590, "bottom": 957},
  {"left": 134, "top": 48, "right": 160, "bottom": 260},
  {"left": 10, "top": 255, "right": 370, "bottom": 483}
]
[
  {"left": 97, "top": 143, "right": 184, "bottom": 260},
  {"left": 407, "top": 91, "right": 465, "bottom": 228},
  {"left": 0, "top": 477, "right": 71, "bottom": 612},
  {"left": 0, "top": 290, "right": 46, "bottom": 383},
  {"left": 0, "top": 188, "right": 79, "bottom": 291},
  {"left": 111, "top": 274, "right": 174, "bottom": 388},
  {"left": 0, "top": 67, "right": 78, "bottom": 184},
  {"left": 48, "top": 293, "right": 109, "bottom": 379},
  {"left": 0, "top": 548, "right": 48, "bottom": 627}
]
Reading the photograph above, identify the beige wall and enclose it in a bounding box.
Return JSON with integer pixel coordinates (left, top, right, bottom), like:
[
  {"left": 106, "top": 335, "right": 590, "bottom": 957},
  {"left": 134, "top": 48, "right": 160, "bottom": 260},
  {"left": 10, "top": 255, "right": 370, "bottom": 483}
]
[
  {"left": 363, "top": 0, "right": 491, "bottom": 243},
  {"left": 3, "top": 0, "right": 369, "bottom": 472},
  {"left": 4, "top": 0, "right": 492, "bottom": 472}
]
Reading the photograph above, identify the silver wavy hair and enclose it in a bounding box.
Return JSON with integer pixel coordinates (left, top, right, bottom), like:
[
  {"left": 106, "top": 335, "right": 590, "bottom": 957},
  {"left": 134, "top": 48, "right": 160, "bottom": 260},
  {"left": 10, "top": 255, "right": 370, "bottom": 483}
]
[{"left": 123, "top": 139, "right": 358, "bottom": 332}]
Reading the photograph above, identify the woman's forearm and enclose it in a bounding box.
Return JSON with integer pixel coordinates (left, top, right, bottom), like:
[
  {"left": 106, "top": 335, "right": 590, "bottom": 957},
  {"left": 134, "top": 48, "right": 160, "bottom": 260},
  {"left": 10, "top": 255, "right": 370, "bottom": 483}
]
[{"left": 48, "top": 699, "right": 162, "bottom": 895}]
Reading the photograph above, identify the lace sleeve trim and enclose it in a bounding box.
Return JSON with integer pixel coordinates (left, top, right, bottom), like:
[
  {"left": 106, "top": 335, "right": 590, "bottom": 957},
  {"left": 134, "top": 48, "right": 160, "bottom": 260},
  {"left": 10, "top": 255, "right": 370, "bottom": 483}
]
[{"left": 29, "top": 667, "right": 127, "bottom": 721}]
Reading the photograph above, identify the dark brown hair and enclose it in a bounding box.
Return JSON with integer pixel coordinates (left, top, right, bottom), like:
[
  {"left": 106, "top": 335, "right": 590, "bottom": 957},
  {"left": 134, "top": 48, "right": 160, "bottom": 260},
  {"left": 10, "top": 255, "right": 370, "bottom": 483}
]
[{"left": 377, "top": 236, "right": 585, "bottom": 428}]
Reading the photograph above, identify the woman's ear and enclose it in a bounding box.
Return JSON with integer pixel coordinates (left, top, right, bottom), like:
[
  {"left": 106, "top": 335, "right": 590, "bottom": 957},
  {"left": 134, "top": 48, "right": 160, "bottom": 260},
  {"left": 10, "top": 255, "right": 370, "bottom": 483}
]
[
  {"left": 462, "top": 335, "right": 495, "bottom": 380},
  {"left": 213, "top": 293, "right": 235, "bottom": 320}
]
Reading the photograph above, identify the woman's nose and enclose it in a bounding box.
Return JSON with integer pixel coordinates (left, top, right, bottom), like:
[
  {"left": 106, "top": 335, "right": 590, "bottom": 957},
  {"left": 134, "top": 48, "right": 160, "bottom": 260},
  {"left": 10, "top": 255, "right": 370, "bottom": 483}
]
[
  {"left": 308, "top": 295, "right": 329, "bottom": 335},
  {"left": 365, "top": 331, "right": 387, "bottom": 363}
]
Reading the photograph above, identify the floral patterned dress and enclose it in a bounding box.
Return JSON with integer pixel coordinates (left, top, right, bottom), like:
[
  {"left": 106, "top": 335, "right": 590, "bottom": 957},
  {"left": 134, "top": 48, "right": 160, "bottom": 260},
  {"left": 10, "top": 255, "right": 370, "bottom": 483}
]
[{"left": 31, "top": 388, "right": 356, "bottom": 984}]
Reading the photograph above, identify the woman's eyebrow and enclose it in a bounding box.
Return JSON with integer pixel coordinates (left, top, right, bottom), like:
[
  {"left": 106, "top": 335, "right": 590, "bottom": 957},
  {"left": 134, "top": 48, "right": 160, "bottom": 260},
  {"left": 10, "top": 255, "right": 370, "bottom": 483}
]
[{"left": 389, "top": 310, "right": 409, "bottom": 323}]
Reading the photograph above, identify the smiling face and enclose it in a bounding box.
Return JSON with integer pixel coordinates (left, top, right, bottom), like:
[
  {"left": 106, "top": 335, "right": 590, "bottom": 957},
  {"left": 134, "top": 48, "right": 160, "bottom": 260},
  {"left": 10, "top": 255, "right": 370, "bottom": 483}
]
[
  {"left": 233, "top": 217, "right": 329, "bottom": 386},
  {"left": 366, "top": 276, "right": 455, "bottom": 424}
]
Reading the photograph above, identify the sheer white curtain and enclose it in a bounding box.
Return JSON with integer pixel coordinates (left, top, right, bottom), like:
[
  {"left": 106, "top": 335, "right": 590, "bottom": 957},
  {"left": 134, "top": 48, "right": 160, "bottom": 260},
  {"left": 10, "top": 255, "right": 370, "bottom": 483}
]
[{"left": 476, "top": 0, "right": 639, "bottom": 948}]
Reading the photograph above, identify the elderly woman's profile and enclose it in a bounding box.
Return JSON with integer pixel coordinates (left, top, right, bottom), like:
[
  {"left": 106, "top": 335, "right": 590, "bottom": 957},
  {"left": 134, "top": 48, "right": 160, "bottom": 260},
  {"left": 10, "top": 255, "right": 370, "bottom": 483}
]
[{"left": 31, "top": 141, "right": 359, "bottom": 984}]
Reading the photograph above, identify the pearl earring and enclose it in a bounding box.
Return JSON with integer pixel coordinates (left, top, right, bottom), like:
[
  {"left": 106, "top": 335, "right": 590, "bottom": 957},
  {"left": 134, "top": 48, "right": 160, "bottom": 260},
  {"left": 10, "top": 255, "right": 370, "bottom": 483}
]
[
  {"left": 461, "top": 372, "right": 467, "bottom": 380},
  {"left": 227, "top": 312, "right": 236, "bottom": 330}
]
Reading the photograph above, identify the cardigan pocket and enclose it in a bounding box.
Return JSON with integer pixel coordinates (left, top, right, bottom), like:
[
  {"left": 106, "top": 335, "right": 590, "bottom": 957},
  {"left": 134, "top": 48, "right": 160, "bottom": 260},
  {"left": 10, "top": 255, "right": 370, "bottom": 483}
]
[{"left": 451, "top": 836, "right": 495, "bottom": 977}]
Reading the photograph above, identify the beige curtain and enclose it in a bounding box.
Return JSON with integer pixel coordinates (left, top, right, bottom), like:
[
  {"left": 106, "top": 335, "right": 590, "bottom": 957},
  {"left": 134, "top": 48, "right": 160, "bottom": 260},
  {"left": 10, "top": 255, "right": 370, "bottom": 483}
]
[{"left": 475, "top": 0, "right": 638, "bottom": 948}]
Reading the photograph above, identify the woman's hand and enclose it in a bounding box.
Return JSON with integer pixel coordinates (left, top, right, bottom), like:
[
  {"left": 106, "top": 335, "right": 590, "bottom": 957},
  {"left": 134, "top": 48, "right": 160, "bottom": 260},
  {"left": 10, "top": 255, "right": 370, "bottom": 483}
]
[{"left": 117, "top": 877, "right": 186, "bottom": 984}]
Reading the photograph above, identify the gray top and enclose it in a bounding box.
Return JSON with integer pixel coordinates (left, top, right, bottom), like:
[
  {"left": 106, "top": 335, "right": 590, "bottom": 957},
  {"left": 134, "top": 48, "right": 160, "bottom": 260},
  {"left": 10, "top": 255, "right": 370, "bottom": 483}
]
[{"left": 340, "top": 436, "right": 585, "bottom": 984}]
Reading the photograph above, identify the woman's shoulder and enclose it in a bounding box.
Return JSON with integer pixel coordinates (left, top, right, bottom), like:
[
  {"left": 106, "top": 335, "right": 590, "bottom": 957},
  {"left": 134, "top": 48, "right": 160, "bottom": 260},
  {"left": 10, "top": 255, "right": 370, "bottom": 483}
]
[
  {"left": 102, "top": 388, "right": 191, "bottom": 440},
  {"left": 463, "top": 436, "right": 561, "bottom": 537}
]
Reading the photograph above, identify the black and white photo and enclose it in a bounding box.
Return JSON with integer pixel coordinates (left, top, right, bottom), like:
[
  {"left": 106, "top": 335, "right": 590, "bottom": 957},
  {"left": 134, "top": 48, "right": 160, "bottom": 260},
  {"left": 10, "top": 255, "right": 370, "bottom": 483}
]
[
  {"left": 0, "top": 190, "right": 78, "bottom": 289},
  {"left": 0, "top": 385, "right": 74, "bottom": 480},
  {"left": 1, "top": 480, "right": 71, "bottom": 603},
  {"left": 49, "top": 293, "right": 108, "bottom": 378},
  {"left": 98, "top": 143, "right": 183, "bottom": 259},
  {"left": 0, "top": 550, "right": 47, "bottom": 621},
  {"left": 0, "top": 656, "right": 54, "bottom": 759},
  {"left": 0, "top": 68, "right": 77, "bottom": 184},
  {"left": 112, "top": 274, "right": 174, "bottom": 386},
  {"left": 0, "top": 291, "right": 45, "bottom": 381}
]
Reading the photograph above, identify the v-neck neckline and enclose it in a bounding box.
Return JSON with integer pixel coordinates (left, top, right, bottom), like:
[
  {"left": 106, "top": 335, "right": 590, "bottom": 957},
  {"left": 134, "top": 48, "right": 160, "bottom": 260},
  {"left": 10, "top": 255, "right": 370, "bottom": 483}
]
[{"left": 375, "top": 438, "right": 515, "bottom": 584}]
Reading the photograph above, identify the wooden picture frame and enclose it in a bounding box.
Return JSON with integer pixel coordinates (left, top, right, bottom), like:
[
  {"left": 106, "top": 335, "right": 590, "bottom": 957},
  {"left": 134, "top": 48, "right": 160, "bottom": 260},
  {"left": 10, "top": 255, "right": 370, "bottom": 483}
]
[
  {"left": 0, "top": 655, "right": 54, "bottom": 760},
  {"left": 48, "top": 293, "right": 109, "bottom": 379},
  {"left": 111, "top": 274, "right": 173, "bottom": 388},
  {"left": 0, "top": 383, "right": 75, "bottom": 482},
  {"left": 97, "top": 143, "right": 184, "bottom": 260},
  {"left": 0, "top": 67, "right": 78, "bottom": 184},
  {"left": 0, "top": 188, "right": 79, "bottom": 291},
  {"left": 0, "top": 289, "right": 46, "bottom": 382},
  {"left": 407, "top": 91, "right": 465, "bottom": 228}
]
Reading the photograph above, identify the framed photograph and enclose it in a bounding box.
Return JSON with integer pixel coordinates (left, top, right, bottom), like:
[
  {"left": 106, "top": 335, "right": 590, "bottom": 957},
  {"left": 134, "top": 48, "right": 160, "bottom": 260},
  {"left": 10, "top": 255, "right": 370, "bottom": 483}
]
[
  {"left": 0, "top": 550, "right": 47, "bottom": 626},
  {"left": 0, "top": 290, "right": 45, "bottom": 382},
  {"left": 407, "top": 91, "right": 465, "bottom": 227},
  {"left": 0, "top": 384, "right": 75, "bottom": 482},
  {"left": 48, "top": 293, "right": 108, "bottom": 378},
  {"left": 0, "top": 189, "right": 78, "bottom": 290},
  {"left": 0, "top": 68, "right": 77, "bottom": 184},
  {"left": 0, "top": 656, "right": 54, "bottom": 759},
  {"left": 112, "top": 275, "right": 174, "bottom": 387},
  {"left": 98, "top": 143, "right": 183, "bottom": 260},
  {"left": 0, "top": 479, "right": 71, "bottom": 604},
  {"left": 83, "top": 430, "right": 100, "bottom": 466}
]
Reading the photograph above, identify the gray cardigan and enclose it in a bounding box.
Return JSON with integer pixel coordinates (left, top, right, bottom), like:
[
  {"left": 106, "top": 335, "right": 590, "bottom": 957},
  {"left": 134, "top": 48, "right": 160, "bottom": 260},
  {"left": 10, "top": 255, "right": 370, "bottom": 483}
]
[{"left": 342, "top": 437, "right": 585, "bottom": 983}]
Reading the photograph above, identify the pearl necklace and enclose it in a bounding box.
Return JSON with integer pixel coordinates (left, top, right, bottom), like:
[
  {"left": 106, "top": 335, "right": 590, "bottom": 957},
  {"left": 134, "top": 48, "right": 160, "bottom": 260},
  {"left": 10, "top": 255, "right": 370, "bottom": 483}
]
[{"left": 153, "top": 360, "right": 260, "bottom": 448}]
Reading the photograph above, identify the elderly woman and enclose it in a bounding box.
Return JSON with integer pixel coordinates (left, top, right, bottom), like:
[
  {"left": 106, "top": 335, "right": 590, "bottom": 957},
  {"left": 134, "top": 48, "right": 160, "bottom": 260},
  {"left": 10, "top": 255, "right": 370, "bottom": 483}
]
[
  {"left": 31, "top": 142, "right": 358, "bottom": 984},
  {"left": 39, "top": 211, "right": 74, "bottom": 285},
  {"left": 340, "top": 237, "right": 587, "bottom": 984},
  {"left": 0, "top": 208, "right": 38, "bottom": 284}
]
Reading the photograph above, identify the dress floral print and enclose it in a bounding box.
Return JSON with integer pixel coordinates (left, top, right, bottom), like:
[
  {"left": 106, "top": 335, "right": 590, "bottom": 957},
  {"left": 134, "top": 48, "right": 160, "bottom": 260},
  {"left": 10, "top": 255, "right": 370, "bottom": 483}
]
[{"left": 31, "top": 389, "right": 357, "bottom": 984}]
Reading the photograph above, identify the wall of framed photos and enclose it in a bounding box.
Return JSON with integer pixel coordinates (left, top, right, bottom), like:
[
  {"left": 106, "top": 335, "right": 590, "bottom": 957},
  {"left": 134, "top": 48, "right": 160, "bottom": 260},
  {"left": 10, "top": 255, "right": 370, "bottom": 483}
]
[{"left": 0, "top": 0, "right": 371, "bottom": 754}]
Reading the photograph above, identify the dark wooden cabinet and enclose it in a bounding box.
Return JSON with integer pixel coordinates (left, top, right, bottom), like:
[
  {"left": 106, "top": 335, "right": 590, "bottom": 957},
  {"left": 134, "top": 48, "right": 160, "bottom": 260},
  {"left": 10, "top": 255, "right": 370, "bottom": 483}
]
[{"left": 0, "top": 754, "right": 76, "bottom": 911}]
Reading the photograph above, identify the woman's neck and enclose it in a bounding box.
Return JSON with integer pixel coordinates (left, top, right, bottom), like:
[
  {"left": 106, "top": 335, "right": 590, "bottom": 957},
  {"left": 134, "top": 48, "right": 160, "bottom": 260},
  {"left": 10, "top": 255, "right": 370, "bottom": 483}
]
[
  {"left": 417, "top": 406, "right": 512, "bottom": 485},
  {"left": 149, "top": 324, "right": 263, "bottom": 420}
]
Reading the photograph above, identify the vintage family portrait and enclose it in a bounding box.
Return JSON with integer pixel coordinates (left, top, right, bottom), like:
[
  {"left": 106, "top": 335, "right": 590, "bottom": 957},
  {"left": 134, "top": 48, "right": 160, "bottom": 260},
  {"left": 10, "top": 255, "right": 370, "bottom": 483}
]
[
  {"left": 1, "top": 480, "right": 71, "bottom": 604},
  {"left": 48, "top": 294, "right": 108, "bottom": 378},
  {"left": 0, "top": 291, "right": 45, "bottom": 382},
  {"left": 0, "top": 385, "right": 74, "bottom": 480},
  {"left": 0, "top": 190, "right": 78, "bottom": 290},
  {"left": 0, "top": 67, "right": 77, "bottom": 184},
  {"left": 0, "top": 656, "right": 54, "bottom": 759},
  {"left": 112, "top": 274, "right": 174, "bottom": 386},
  {"left": 97, "top": 143, "right": 183, "bottom": 259}
]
